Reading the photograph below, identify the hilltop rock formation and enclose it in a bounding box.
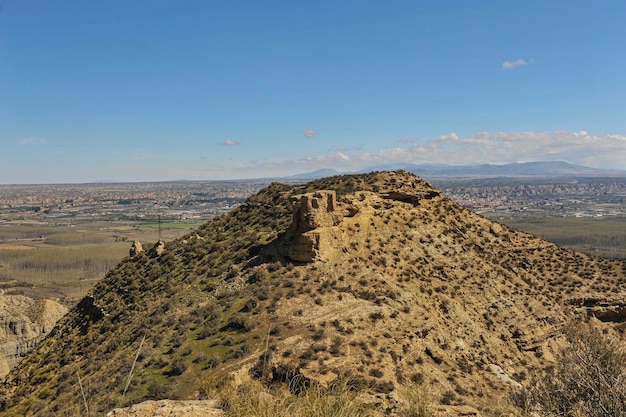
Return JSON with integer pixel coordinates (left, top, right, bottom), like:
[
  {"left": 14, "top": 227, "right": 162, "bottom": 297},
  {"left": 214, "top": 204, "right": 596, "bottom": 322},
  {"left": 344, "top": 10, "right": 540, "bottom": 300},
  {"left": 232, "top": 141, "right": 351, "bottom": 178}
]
[
  {"left": 149, "top": 239, "right": 165, "bottom": 256},
  {"left": 2, "top": 171, "right": 626, "bottom": 416},
  {"left": 291, "top": 190, "right": 340, "bottom": 230},
  {"left": 279, "top": 186, "right": 442, "bottom": 263},
  {"left": 279, "top": 190, "right": 342, "bottom": 262},
  {"left": 129, "top": 240, "right": 144, "bottom": 257}
]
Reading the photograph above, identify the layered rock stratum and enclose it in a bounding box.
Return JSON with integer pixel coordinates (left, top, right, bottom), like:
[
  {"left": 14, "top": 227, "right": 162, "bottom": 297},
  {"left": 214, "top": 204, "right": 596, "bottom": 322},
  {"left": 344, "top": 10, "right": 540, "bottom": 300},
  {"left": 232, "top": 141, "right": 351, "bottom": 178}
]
[{"left": 0, "top": 293, "right": 67, "bottom": 379}]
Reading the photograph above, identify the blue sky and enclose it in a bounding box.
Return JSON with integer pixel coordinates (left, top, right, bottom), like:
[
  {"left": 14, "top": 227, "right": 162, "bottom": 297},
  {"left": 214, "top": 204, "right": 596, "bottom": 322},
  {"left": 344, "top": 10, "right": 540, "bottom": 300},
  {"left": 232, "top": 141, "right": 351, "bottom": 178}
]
[{"left": 1, "top": 0, "right": 625, "bottom": 183}]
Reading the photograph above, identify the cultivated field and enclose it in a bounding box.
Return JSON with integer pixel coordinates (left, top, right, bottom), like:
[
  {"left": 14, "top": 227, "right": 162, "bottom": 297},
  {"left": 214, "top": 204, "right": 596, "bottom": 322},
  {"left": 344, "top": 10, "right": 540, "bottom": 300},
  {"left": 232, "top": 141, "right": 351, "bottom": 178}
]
[
  {"left": 502, "top": 216, "right": 626, "bottom": 260},
  {"left": 0, "top": 180, "right": 271, "bottom": 304},
  {"left": 0, "top": 220, "right": 203, "bottom": 303}
]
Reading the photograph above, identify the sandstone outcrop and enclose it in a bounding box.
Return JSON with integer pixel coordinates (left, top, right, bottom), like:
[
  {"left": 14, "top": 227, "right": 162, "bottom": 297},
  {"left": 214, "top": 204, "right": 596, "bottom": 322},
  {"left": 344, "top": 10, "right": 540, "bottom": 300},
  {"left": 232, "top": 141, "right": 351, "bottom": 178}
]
[
  {"left": 279, "top": 190, "right": 342, "bottom": 262},
  {"left": 150, "top": 240, "right": 166, "bottom": 256},
  {"left": 290, "top": 190, "right": 341, "bottom": 230},
  {"left": 489, "top": 223, "right": 503, "bottom": 236},
  {"left": 129, "top": 240, "right": 144, "bottom": 257},
  {"left": 0, "top": 293, "right": 67, "bottom": 379},
  {"left": 182, "top": 234, "right": 205, "bottom": 244},
  {"left": 106, "top": 400, "right": 223, "bottom": 417}
]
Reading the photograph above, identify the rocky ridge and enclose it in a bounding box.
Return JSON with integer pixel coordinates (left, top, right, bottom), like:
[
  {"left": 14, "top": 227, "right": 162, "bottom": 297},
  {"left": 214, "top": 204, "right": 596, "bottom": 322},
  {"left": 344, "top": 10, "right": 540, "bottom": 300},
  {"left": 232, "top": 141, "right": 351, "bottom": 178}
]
[{"left": 1, "top": 171, "right": 625, "bottom": 416}]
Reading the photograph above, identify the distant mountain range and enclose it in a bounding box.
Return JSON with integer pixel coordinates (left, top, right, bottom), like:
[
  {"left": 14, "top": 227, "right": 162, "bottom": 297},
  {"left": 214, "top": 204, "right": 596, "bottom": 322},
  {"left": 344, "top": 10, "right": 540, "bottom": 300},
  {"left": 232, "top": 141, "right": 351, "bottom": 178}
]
[
  {"left": 287, "top": 161, "right": 626, "bottom": 180},
  {"left": 282, "top": 169, "right": 346, "bottom": 180}
]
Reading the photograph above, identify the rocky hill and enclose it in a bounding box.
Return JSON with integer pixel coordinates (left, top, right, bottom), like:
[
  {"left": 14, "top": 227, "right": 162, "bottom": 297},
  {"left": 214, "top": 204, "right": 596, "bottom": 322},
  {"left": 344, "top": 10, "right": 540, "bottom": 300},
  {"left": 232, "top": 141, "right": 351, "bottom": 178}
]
[{"left": 1, "top": 171, "right": 625, "bottom": 416}]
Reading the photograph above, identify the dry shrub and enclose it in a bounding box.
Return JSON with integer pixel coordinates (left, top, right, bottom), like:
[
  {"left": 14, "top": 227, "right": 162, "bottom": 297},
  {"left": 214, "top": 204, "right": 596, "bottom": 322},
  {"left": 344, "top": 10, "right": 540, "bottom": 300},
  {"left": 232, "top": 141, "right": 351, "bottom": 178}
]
[
  {"left": 218, "top": 378, "right": 379, "bottom": 417},
  {"left": 519, "top": 320, "right": 626, "bottom": 417},
  {"left": 398, "top": 383, "right": 431, "bottom": 417}
]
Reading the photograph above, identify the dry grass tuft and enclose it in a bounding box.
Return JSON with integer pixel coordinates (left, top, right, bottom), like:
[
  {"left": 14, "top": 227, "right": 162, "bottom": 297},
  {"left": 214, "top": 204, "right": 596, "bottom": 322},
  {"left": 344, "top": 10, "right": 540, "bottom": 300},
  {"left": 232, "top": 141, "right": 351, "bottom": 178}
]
[
  {"left": 218, "top": 378, "right": 379, "bottom": 417},
  {"left": 399, "top": 383, "right": 432, "bottom": 417}
]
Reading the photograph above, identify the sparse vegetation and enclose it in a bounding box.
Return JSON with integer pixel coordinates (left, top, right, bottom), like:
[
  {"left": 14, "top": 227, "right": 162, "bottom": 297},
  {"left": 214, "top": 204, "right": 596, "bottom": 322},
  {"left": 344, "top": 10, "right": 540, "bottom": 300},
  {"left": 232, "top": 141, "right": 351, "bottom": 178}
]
[
  {"left": 1, "top": 171, "right": 626, "bottom": 416},
  {"left": 516, "top": 320, "right": 626, "bottom": 417},
  {"left": 218, "top": 378, "right": 379, "bottom": 417},
  {"left": 399, "top": 383, "right": 431, "bottom": 417}
]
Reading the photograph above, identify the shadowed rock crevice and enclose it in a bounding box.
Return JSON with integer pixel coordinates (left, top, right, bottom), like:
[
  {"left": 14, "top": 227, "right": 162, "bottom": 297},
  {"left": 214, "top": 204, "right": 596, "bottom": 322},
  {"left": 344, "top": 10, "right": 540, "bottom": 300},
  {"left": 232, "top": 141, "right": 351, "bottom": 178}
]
[
  {"left": 568, "top": 296, "right": 626, "bottom": 323},
  {"left": 381, "top": 189, "right": 439, "bottom": 205}
]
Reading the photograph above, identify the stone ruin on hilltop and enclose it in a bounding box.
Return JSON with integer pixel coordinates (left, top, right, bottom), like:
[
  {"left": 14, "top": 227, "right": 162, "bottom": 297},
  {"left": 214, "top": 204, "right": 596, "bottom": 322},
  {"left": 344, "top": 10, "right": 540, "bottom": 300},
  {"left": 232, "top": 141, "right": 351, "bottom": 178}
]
[
  {"left": 278, "top": 180, "right": 440, "bottom": 263},
  {"left": 279, "top": 190, "right": 342, "bottom": 262}
]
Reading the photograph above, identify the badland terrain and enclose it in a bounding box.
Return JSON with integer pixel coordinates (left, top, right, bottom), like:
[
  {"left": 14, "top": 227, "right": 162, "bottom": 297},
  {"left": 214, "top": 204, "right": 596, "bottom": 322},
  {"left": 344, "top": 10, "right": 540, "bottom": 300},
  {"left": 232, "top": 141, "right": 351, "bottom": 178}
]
[{"left": 0, "top": 171, "right": 625, "bottom": 416}]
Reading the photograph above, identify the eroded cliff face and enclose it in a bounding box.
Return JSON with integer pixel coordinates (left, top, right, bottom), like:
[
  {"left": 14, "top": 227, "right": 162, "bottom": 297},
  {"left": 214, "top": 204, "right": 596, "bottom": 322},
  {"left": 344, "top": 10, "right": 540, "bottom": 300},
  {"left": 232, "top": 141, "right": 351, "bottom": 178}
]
[{"left": 0, "top": 293, "right": 67, "bottom": 379}]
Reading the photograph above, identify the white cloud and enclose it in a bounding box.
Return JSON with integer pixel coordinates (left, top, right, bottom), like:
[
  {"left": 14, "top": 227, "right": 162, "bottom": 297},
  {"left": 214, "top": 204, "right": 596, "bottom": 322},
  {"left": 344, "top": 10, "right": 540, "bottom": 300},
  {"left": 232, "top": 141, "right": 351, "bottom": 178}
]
[
  {"left": 217, "top": 139, "right": 240, "bottom": 146},
  {"left": 433, "top": 132, "right": 460, "bottom": 143},
  {"left": 19, "top": 137, "right": 46, "bottom": 145},
  {"left": 330, "top": 144, "right": 366, "bottom": 152},
  {"left": 303, "top": 129, "right": 318, "bottom": 139},
  {"left": 194, "top": 130, "right": 626, "bottom": 179},
  {"left": 502, "top": 59, "right": 531, "bottom": 70},
  {"left": 422, "top": 130, "right": 626, "bottom": 168},
  {"left": 12, "top": 130, "right": 620, "bottom": 183}
]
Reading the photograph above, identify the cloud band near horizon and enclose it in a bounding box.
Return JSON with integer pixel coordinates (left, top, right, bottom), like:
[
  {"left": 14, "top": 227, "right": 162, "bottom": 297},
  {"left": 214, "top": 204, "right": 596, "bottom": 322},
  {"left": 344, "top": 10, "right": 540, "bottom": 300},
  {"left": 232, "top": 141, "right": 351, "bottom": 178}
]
[{"left": 204, "top": 130, "right": 626, "bottom": 177}]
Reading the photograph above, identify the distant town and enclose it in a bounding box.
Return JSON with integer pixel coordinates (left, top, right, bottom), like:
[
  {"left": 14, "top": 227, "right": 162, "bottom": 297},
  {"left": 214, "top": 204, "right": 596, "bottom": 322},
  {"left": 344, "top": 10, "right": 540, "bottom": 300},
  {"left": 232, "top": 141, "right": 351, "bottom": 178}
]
[
  {"left": 432, "top": 177, "right": 626, "bottom": 219},
  {"left": 0, "top": 180, "right": 273, "bottom": 226},
  {"left": 1, "top": 176, "right": 625, "bottom": 226}
]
